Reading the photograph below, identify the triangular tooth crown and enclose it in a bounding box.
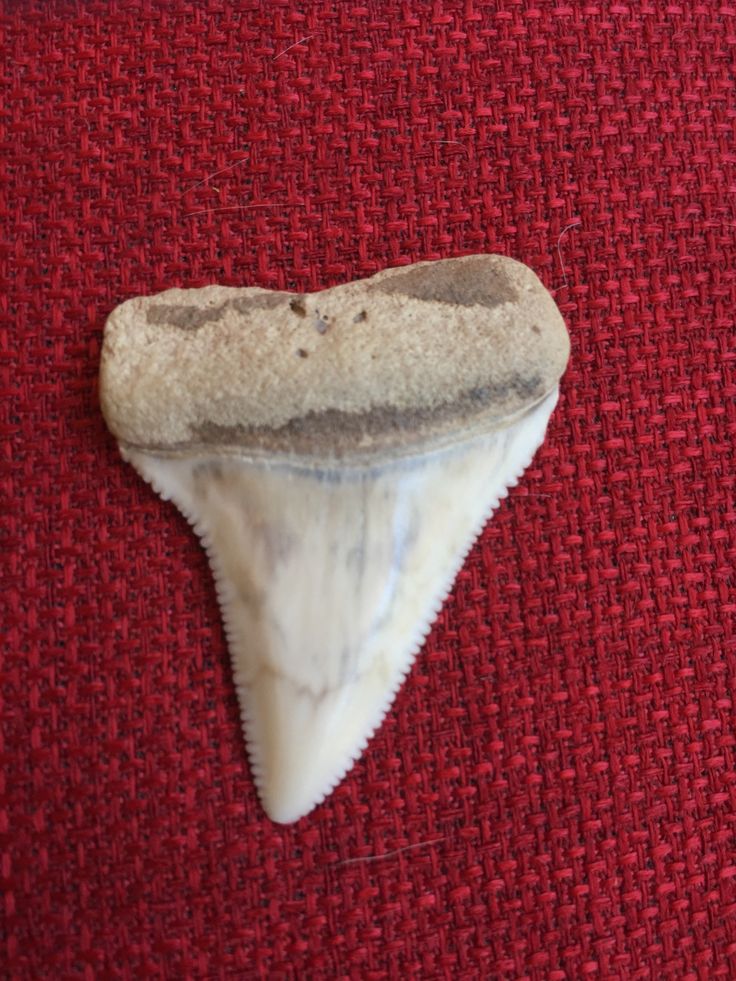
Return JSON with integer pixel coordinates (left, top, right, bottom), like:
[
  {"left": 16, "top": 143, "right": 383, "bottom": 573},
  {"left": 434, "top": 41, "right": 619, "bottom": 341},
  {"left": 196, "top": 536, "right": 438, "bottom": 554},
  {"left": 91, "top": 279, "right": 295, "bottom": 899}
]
[{"left": 100, "top": 255, "right": 570, "bottom": 822}]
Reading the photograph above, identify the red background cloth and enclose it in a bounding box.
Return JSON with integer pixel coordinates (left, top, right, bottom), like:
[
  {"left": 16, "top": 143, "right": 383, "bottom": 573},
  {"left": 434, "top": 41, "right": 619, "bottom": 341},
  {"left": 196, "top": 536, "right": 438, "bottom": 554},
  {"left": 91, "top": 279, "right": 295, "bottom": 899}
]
[{"left": 3, "top": 2, "right": 736, "bottom": 978}]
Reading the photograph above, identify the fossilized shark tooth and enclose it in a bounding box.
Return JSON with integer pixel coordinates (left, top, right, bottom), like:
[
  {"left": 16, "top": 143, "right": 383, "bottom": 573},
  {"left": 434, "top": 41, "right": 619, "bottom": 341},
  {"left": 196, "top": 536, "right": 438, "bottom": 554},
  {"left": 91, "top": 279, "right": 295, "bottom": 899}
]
[{"left": 99, "top": 255, "right": 569, "bottom": 823}]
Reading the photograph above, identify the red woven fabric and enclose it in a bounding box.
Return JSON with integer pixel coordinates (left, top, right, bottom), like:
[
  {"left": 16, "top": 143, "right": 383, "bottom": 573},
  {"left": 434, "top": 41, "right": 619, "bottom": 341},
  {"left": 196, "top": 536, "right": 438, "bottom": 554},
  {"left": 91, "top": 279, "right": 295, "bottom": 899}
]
[{"left": 3, "top": 2, "right": 736, "bottom": 978}]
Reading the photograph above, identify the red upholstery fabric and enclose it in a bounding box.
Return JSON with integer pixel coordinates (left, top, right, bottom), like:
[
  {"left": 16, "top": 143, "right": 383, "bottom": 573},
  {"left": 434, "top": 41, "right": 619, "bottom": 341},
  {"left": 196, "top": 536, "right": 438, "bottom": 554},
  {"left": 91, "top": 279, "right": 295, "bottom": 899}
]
[{"left": 3, "top": 2, "right": 736, "bottom": 977}]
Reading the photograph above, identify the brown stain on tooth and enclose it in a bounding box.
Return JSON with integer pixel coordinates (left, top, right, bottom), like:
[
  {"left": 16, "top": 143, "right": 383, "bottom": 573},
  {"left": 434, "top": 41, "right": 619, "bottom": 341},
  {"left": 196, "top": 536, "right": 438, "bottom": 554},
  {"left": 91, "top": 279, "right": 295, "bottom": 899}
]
[
  {"left": 185, "top": 373, "right": 546, "bottom": 459},
  {"left": 147, "top": 293, "right": 288, "bottom": 329},
  {"left": 230, "top": 293, "right": 287, "bottom": 313},
  {"left": 374, "top": 254, "right": 518, "bottom": 308},
  {"left": 146, "top": 304, "right": 228, "bottom": 330}
]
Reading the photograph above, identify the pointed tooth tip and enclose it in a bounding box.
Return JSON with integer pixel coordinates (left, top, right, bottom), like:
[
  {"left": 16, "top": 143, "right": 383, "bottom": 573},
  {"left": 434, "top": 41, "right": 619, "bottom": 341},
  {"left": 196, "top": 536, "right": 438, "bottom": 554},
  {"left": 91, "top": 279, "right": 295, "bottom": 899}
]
[
  {"left": 235, "top": 664, "right": 419, "bottom": 823},
  {"left": 263, "top": 799, "right": 318, "bottom": 825},
  {"left": 198, "top": 650, "right": 406, "bottom": 822},
  {"left": 259, "top": 741, "right": 374, "bottom": 824},
  {"left": 260, "top": 777, "right": 335, "bottom": 824}
]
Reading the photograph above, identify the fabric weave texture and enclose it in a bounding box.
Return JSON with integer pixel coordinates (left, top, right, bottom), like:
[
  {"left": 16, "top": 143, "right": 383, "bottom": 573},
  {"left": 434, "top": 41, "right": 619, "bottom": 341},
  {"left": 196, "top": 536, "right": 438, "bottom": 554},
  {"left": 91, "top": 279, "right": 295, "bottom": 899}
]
[{"left": 3, "top": 2, "right": 736, "bottom": 978}]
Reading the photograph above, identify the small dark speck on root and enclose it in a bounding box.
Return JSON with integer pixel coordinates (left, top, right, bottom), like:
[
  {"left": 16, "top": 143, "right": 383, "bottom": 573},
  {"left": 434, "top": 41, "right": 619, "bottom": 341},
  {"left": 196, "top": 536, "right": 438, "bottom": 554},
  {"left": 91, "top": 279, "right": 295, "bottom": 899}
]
[
  {"left": 353, "top": 310, "right": 367, "bottom": 323},
  {"left": 290, "top": 297, "right": 306, "bottom": 317},
  {"left": 296, "top": 348, "right": 309, "bottom": 358},
  {"left": 531, "top": 324, "right": 541, "bottom": 334}
]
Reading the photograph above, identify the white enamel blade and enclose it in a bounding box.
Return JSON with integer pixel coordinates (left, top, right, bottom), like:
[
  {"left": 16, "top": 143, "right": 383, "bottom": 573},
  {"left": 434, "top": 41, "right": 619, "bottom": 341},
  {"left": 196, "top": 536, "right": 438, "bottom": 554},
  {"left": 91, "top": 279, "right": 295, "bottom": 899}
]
[{"left": 124, "top": 390, "right": 556, "bottom": 823}]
